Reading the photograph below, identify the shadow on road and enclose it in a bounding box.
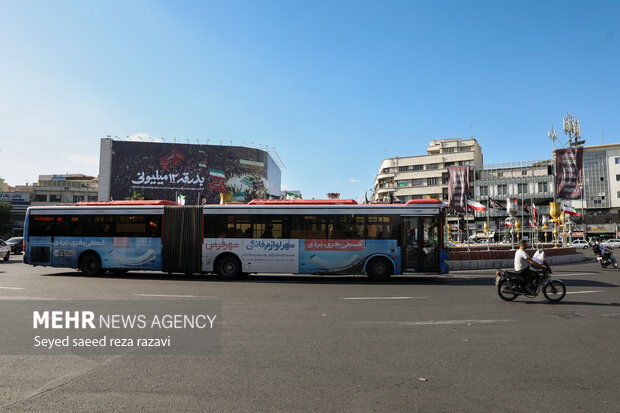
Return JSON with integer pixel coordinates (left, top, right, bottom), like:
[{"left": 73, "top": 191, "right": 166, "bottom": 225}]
[{"left": 37, "top": 270, "right": 619, "bottom": 288}]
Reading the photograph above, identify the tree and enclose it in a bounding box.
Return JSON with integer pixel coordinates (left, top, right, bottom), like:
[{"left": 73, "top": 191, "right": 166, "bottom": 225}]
[{"left": 0, "top": 202, "right": 12, "bottom": 238}]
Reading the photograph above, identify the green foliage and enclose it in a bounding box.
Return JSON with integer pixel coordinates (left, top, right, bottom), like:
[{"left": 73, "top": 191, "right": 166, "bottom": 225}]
[
  {"left": 124, "top": 191, "right": 145, "bottom": 201},
  {"left": 0, "top": 202, "right": 12, "bottom": 238}
]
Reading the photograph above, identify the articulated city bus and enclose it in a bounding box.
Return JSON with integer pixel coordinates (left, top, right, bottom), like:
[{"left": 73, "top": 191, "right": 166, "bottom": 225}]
[{"left": 23, "top": 199, "right": 449, "bottom": 280}]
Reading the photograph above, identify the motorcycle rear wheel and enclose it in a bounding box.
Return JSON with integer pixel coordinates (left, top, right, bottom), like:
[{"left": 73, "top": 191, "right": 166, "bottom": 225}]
[
  {"left": 613, "top": 262, "right": 618, "bottom": 269},
  {"left": 543, "top": 280, "right": 566, "bottom": 302},
  {"left": 497, "top": 279, "right": 518, "bottom": 301}
]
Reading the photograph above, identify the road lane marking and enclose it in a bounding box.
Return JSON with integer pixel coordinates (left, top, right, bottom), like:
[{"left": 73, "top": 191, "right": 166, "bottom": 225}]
[
  {"left": 352, "top": 319, "right": 511, "bottom": 326},
  {"left": 340, "top": 296, "right": 427, "bottom": 300},
  {"left": 133, "top": 294, "right": 212, "bottom": 298},
  {"left": 565, "top": 290, "right": 602, "bottom": 294},
  {"left": 0, "top": 286, "right": 24, "bottom": 290}
]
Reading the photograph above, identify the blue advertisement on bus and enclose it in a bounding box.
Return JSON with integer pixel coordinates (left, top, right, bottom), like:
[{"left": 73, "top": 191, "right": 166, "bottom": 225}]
[
  {"left": 203, "top": 238, "right": 400, "bottom": 275},
  {"left": 35, "top": 237, "right": 163, "bottom": 271}
]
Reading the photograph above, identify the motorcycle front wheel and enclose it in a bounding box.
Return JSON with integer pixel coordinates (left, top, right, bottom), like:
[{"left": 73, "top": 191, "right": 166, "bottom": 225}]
[
  {"left": 497, "top": 279, "right": 518, "bottom": 301},
  {"left": 543, "top": 280, "right": 566, "bottom": 302}
]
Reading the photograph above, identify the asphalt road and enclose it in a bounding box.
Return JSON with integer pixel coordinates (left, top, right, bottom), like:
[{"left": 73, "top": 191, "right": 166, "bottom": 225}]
[{"left": 0, "top": 251, "right": 619, "bottom": 412}]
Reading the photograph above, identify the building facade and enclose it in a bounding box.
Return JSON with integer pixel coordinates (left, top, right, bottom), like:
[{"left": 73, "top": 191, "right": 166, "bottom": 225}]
[
  {"left": 566, "top": 143, "right": 620, "bottom": 238},
  {"left": 472, "top": 160, "right": 555, "bottom": 241},
  {"left": 374, "top": 138, "right": 483, "bottom": 203},
  {"left": 15, "top": 174, "right": 99, "bottom": 206}
]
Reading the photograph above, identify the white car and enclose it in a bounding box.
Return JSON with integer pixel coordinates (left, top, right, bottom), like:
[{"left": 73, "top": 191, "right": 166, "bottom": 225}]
[
  {"left": 571, "top": 239, "right": 590, "bottom": 249},
  {"left": 0, "top": 240, "right": 10, "bottom": 261},
  {"left": 603, "top": 239, "right": 620, "bottom": 249}
]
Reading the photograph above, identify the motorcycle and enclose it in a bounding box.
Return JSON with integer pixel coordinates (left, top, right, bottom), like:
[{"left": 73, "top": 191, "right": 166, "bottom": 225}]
[
  {"left": 596, "top": 248, "right": 618, "bottom": 269},
  {"left": 495, "top": 263, "right": 566, "bottom": 303}
]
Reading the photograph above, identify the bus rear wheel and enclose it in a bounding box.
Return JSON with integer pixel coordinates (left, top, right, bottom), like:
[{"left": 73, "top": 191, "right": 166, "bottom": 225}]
[
  {"left": 80, "top": 253, "right": 102, "bottom": 276},
  {"left": 216, "top": 255, "right": 241, "bottom": 280},
  {"left": 366, "top": 257, "right": 392, "bottom": 281}
]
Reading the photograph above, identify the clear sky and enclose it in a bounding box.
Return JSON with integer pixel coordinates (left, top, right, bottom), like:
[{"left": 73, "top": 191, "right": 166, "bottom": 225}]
[{"left": 1, "top": 0, "right": 618, "bottom": 200}]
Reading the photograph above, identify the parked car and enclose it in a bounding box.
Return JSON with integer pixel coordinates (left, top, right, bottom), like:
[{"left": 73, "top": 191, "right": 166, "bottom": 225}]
[
  {"left": 571, "top": 239, "right": 590, "bottom": 249},
  {"left": 5, "top": 236, "right": 23, "bottom": 254},
  {"left": 603, "top": 239, "right": 620, "bottom": 249},
  {"left": 0, "top": 240, "right": 10, "bottom": 261}
]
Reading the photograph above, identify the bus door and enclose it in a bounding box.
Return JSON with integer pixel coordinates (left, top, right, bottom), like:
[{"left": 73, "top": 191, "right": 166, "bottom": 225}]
[
  {"left": 402, "top": 216, "right": 440, "bottom": 273},
  {"left": 401, "top": 216, "right": 420, "bottom": 272},
  {"left": 27, "top": 215, "right": 54, "bottom": 266},
  {"left": 420, "top": 216, "right": 440, "bottom": 272}
]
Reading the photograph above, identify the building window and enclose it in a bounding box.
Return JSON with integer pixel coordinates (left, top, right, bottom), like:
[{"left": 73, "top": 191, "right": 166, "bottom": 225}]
[
  {"left": 518, "top": 183, "right": 528, "bottom": 194},
  {"left": 397, "top": 181, "right": 408, "bottom": 187},
  {"left": 88, "top": 195, "right": 98, "bottom": 201},
  {"left": 427, "top": 164, "right": 438, "bottom": 170},
  {"left": 411, "top": 179, "right": 423, "bottom": 186},
  {"left": 461, "top": 161, "right": 470, "bottom": 166},
  {"left": 521, "top": 170, "right": 527, "bottom": 176},
  {"left": 443, "top": 148, "right": 454, "bottom": 153},
  {"left": 617, "top": 191, "right": 620, "bottom": 199},
  {"left": 497, "top": 172, "right": 503, "bottom": 177},
  {"left": 399, "top": 166, "right": 408, "bottom": 172},
  {"left": 73, "top": 195, "right": 84, "bottom": 203},
  {"left": 538, "top": 182, "right": 548, "bottom": 193},
  {"left": 49, "top": 194, "right": 61, "bottom": 202},
  {"left": 442, "top": 177, "right": 449, "bottom": 184},
  {"left": 498, "top": 184, "right": 507, "bottom": 196},
  {"left": 427, "top": 178, "right": 439, "bottom": 185},
  {"left": 616, "top": 157, "right": 620, "bottom": 164},
  {"left": 480, "top": 186, "right": 488, "bottom": 196},
  {"left": 458, "top": 147, "right": 470, "bottom": 152},
  {"left": 444, "top": 162, "right": 454, "bottom": 167},
  {"left": 34, "top": 194, "right": 47, "bottom": 202},
  {"left": 616, "top": 174, "right": 620, "bottom": 181}
]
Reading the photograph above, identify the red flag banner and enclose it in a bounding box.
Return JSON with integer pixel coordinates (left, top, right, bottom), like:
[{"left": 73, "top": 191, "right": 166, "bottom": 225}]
[
  {"left": 448, "top": 166, "right": 470, "bottom": 211},
  {"left": 556, "top": 148, "right": 583, "bottom": 199}
]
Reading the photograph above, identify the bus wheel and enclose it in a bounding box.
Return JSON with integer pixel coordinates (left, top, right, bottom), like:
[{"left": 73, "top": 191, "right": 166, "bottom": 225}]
[
  {"left": 366, "top": 257, "right": 392, "bottom": 281},
  {"left": 80, "top": 253, "right": 102, "bottom": 276},
  {"left": 216, "top": 255, "right": 241, "bottom": 280}
]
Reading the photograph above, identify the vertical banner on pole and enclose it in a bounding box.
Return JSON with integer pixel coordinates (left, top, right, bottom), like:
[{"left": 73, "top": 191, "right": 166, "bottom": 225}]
[
  {"left": 556, "top": 148, "right": 584, "bottom": 199},
  {"left": 448, "top": 166, "right": 470, "bottom": 210}
]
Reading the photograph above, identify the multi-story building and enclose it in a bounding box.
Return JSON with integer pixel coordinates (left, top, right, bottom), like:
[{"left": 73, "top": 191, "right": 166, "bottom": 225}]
[
  {"left": 15, "top": 174, "right": 99, "bottom": 206},
  {"left": 373, "top": 138, "right": 483, "bottom": 203},
  {"left": 472, "top": 160, "right": 555, "bottom": 241},
  {"left": 568, "top": 143, "right": 620, "bottom": 238}
]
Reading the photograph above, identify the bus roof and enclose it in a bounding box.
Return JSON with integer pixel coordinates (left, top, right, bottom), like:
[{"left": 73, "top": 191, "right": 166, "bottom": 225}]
[
  {"left": 74, "top": 200, "right": 178, "bottom": 206},
  {"left": 248, "top": 199, "right": 358, "bottom": 205}
]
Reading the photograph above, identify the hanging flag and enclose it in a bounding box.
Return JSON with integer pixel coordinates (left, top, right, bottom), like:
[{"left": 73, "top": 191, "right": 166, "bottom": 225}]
[
  {"left": 563, "top": 205, "right": 581, "bottom": 216},
  {"left": 529, "top": 220, "right": 535, "bottom": 229},
  {"left": 177, "top": 194, "right": 186, "bottom": 205},
  {"left": 489, "top": 198, "right": 502, "bottom": 209},
  {"left": 467, "top": 199, "right": 486, "bottom": 211},
  {"left": 532, "top": 203, "right": 538, "bottom": 225},
  {"left": 452, "top": 225, "right": 461, "bottom": 231},
  {"left": 364, "top": 191, "right": 370, "bottom": 204}
]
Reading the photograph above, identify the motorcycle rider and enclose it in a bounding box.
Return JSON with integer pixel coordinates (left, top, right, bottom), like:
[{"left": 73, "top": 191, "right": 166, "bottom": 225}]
[{"left": 514, "top": 240, "right": 542, "bottom": 294}]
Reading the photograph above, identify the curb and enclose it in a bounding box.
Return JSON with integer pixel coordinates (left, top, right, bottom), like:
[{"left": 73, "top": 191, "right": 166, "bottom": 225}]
[{"left": 447, "top": 252, "right": 586, "bottom": 271}]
